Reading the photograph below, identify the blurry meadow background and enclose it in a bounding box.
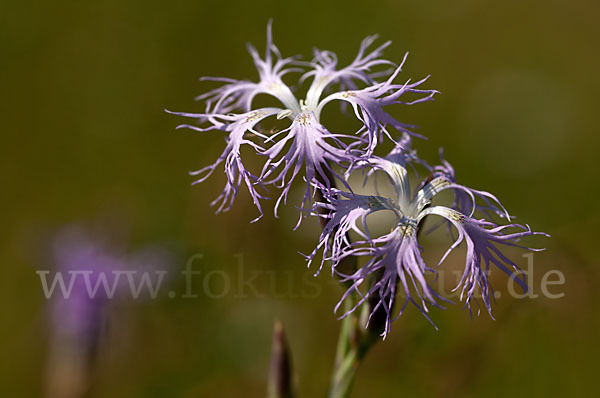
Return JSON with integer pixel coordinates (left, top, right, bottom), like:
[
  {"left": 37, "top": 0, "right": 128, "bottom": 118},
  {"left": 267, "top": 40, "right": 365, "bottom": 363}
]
[{"left": 2, "top": 0, "right": 599, "bottom": 396}]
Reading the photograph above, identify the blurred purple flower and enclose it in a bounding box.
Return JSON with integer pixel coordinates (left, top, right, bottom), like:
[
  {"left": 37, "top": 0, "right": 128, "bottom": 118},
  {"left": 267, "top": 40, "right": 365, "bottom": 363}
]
[
  {"left": 49, "top": 226, "right": 168, "bottom": 343},
  {"left": 43, "top": 225, "right": 170, "bottom": 398},
  {"left": 50, "top": 228, "right": 124, "bottom": 343}
]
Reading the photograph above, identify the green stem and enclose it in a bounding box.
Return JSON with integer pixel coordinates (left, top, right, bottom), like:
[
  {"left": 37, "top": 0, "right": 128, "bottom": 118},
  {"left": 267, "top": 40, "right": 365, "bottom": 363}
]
[
  {"left": 328, "top": 299, "right": 360, "bottom": 398},
  {"left": 316, "top": 166, "right": 384, "bottom": 398},
  {"left": 328, "top": 291, "right": 385, "bottom": 398}
]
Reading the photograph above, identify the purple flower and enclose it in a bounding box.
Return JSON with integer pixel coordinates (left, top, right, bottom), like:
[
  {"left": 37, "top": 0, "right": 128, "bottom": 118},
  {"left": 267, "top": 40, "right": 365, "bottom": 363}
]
[
  {"left": 300, "top": 35, "right": 394, "bottom": 111},
  {"left": 427, "top": 148, "right": 510, "bottom": 220},
  {"left": 260, "top": 111, "right": 358, "bottom": 227},
  {"left": 196, "top": 21, "right": 302, "bottom": 116},
  {"left": 49, "top": 228, "right": 125, "bottom": 343},
  {"left": 167, "top": 108, "right": 282, "bottom": 222},
  {"left": 317, "top": 54, "right": 438, "bottom": 155},
  {"left": 308, "top": 144, "right": 548, "bottom": 337},
  {"left": 169, "top": 21, "right": 436, "bottom": 221},
  {"left": 305, "top": 187, "right": 394, "bottom": 274},
  {"left": 43, "top": 226, "right": 169, "bottom": 398},
  {"left": 420, "top": 208, "right": 541, "bottom": 317},
  {"left": 49, "top": 226, "right": 168, "bottom": 343}
]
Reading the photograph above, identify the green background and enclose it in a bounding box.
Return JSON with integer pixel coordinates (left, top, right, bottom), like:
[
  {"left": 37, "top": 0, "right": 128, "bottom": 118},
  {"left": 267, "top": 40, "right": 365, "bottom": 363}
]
[{"left": 2, "top": 0, "right": 599, "bottom": 396}]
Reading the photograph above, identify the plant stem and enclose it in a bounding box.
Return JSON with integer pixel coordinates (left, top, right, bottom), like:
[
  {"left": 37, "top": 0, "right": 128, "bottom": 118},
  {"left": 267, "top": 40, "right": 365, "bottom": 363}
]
[
  {"left": 328, "top": 298, "right": 360, "bottom": 398},
  {"left": 316, "top": 166, "right": 384, "bottom": 398},
  {"left": 327, "top": 287, "right": 385, "bottom": 398}
]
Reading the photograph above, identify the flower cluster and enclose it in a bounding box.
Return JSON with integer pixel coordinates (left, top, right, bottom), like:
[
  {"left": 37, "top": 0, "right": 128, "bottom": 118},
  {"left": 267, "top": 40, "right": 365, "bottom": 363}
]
[
  {"left": 168, "top": 20, "right": 436, "bottom": 224},
  {"left": 170, "top": 22, "right": 547, "bottom": 337},
  {"left": 306, "top": 143, "right": 548, "bottom": 336}
]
